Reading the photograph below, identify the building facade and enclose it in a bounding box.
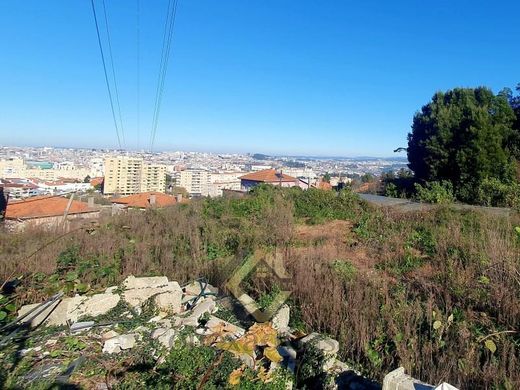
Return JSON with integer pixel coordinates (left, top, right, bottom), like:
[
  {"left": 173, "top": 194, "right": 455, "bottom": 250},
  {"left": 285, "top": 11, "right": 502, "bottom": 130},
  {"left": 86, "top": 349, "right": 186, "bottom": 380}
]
[{"left": 104, "top": 157, "right": 166, "bottom": 195}]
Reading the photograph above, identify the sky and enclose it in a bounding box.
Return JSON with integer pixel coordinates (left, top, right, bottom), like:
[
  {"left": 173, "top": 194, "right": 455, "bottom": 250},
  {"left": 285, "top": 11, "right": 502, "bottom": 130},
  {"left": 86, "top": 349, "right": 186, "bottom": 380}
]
[{"left": 0, "top": 0, "right": 519, "bottom": 157}]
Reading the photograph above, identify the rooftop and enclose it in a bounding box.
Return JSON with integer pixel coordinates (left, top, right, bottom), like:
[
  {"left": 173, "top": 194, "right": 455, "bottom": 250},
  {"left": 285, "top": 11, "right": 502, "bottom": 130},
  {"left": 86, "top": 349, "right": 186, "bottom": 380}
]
[
  {"left": 110, "top": 192, "right": 177, "bottom": 209},
  {"left": 239, "top": 169, "right": 297, "bottom": 183},
  {"left": 5, "top": 195, "right": 97, "bottom": 220}
]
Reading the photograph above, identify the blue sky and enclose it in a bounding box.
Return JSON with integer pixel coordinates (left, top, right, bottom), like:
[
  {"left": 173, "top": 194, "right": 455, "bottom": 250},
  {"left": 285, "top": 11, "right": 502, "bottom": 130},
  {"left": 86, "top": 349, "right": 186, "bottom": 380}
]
[{"left": 0, "top": 0, "right": 519, "bottom": 157}]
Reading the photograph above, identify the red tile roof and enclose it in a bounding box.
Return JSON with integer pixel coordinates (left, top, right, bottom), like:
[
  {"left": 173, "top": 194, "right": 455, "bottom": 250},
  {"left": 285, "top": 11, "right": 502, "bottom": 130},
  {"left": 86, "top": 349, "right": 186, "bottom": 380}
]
[
  {"left": 111, "top": 192, "right": 177, "bottom": 209},
  {"left": 239, "top": 169, "right": 297, "bottom": 183},
  {"left": 5, "top": 196, "right": 96, "bottom": 220},
  {"left": 90, "top": 177, "right": 104, "bottom": 187}
]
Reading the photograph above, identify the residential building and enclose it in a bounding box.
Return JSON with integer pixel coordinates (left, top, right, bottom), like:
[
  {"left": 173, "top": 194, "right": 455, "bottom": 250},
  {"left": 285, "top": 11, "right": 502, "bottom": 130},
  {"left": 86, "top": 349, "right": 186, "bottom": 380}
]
[
  {"left": 0, "top": 158, "right": 25, "bottom": 177},
  {"left": 175, "top": 169, "right": 211, "bottom": 197},
  {"left": 239, "top": 169, "right": 300, "bottom": 191},
  {"left": 111, "top": 192, "right": 177, "bottom": 210},
  {"left": 103, "top": 157, "right": 167, "bottom": 195},
  {"left": 4, "top": 195, "right": 100, "bottom": 231},
  {"left": 209, "top": 171, "right": 245, "bottom": 197}
]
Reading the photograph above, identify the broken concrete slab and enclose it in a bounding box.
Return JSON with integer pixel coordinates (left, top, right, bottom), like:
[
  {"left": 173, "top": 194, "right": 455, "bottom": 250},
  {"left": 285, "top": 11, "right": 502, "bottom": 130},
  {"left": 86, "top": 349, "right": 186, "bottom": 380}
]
[
  {"left": 17, "top": 299, "right": 62, "bottom": 328},
  {"left": 382, "top": 367, "right": 435, "bottom": 390},
  {"left": 180, "top": 297, "right": 217, "bottom": 327},
  {"left": 157, "top": 329, "right": 176, "bottom": 349},
  {"left": 272, "top": 304, "right": 290, "bottom": 334},
  {"left": 70, "top": 321, "right": 95, "bottom": 333},
  {"left": 80, "top": 293, "right": 120, "bottom": 318},
  {"left": 102, "top": 334, "right": 136, "bottom": 354},
  {"left": 301, "top": 332, "right": 340, "bottom": 371},
  {"left": 184, "top": 281, "right": 219, "bottom": 296},
  {"left": 204, "top": 315, "right": 245, "bottom": 338},
  {"left": 154, "top": 282, "right": 183, "bottom": 313},
  {"left": 123, "top": 275, "right": 169, "bottom": 290}
]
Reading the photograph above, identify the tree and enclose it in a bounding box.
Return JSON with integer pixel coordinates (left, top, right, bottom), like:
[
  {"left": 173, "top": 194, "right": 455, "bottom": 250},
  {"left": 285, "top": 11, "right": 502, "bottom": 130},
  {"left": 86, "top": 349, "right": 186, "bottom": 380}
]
[
  {"left": 322, "top": 172, "right": 331, "bottom": 183},
  {"left": 407, "top": 87, "right": 516, "bottom": 203}
]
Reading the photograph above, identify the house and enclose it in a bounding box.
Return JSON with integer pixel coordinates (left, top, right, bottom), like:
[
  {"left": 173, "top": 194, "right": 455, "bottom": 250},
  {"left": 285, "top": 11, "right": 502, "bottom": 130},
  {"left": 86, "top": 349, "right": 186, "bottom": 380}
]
[
  {"left": 4, "top": 195, "right": 100, "bottom": 231},
  {"left": 110, "top": 192, "right": 178, "bottom": 210},
  {"left": 239, "top": 169, "right": 301, "bottom": 191}
]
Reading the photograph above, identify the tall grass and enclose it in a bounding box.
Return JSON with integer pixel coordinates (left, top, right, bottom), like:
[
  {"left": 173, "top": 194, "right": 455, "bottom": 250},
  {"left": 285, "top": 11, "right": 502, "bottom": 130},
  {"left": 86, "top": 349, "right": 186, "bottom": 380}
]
[{"left": 0, "top": 186, "right": 518, "bottom": 388}]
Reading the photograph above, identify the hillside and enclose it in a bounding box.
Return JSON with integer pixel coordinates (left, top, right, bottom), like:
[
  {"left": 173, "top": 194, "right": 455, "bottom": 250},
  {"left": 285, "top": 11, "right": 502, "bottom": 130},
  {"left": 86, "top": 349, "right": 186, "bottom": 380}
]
[{"left": 0, "top": 186, "right": 519, "bottom": 389}]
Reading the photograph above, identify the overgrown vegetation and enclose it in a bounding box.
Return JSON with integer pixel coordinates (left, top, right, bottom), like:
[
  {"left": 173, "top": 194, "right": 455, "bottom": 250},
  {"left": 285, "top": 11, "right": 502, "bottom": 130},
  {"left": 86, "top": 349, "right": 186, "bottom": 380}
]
[{"left": 1, "top": 185, "right": 519, "bottom": 388}]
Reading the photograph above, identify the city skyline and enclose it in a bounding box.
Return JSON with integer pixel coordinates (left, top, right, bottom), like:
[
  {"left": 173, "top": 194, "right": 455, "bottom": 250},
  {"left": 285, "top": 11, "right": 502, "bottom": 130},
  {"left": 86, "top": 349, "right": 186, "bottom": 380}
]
[{"left": 1, "top": 1, "right": 519, "bottom": 156}]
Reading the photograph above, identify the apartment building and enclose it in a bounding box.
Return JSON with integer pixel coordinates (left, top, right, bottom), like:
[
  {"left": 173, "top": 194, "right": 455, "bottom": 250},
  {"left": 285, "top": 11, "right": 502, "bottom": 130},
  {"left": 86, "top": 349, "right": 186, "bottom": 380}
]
[
  {"left": 0, "top": 158, "right": 26, "bottom": 177},
  {"left": 103, "top": 157, "right": 166, "bottom": 195},
  {"left": 209, "top": 171, "right": 244, "bottom": 197},
  {"left": 175, "top": 169, "right": 211, "bottom": 197}
]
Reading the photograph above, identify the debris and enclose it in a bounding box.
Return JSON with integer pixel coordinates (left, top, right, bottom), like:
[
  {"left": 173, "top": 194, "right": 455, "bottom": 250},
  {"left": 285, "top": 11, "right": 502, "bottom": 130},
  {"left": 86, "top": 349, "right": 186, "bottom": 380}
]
[
  {"left": 272, "top": 304, "right": 290, "bottom": 335},
  {"left": 157, "top": 328, "right": 176, "bottom": 349},
  {"left": 102, "top": 334, "right": 136, "bottom": 354},
  {"left": 70, "top": 321, "right": 95, "bottom": 333}
]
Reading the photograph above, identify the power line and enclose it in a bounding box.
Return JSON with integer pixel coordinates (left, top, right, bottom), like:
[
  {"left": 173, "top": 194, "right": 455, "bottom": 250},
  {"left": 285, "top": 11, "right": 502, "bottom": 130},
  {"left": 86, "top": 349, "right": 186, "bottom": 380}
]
[
  {"left": 90, "top": 0, "right": 122, "bottom": 149},
  {"left": 101, "top": 0, "right": 125, "bottom": 147},
  {"left": 150, "top": 0, "right": 179, "bottom": 152}
]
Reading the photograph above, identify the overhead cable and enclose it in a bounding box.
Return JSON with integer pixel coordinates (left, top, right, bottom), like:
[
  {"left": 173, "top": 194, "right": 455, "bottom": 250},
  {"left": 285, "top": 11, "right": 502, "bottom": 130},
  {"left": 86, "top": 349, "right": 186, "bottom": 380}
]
[{"left": 90, "top": 0, "right": 122, "bottom": 149}]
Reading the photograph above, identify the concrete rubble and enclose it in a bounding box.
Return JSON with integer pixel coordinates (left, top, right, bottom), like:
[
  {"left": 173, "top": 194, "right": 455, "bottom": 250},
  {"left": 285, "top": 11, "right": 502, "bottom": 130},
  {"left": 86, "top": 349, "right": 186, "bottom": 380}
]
[{"left": 15, "top": 275, "right": 460, "bottom": 389}]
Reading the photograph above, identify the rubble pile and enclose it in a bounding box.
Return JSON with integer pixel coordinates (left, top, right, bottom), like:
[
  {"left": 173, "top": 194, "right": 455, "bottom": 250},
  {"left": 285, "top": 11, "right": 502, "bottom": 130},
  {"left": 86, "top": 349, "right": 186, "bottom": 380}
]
[{"left": 11, "top": 276, "right": 459, "bottom": 389}]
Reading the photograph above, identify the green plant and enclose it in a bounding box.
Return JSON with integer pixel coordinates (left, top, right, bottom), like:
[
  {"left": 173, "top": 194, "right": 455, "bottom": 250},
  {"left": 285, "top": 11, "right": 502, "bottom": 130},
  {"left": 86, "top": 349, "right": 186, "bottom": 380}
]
[{"left": 414, "top": 181, "right": 455, "bottom": 204}]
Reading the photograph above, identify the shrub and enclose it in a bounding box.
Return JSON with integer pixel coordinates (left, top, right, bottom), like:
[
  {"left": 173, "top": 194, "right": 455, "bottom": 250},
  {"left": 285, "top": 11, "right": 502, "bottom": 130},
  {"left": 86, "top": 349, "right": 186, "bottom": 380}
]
[{"left": 414, "top": 181, "right": 455, "bottom": 204}]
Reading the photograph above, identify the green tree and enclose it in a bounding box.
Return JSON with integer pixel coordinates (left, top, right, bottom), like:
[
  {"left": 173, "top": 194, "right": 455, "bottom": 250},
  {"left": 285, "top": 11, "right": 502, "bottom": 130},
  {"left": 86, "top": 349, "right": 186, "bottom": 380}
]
[{"left": 407, "top": 87, "right": 516, "bottom": 203}]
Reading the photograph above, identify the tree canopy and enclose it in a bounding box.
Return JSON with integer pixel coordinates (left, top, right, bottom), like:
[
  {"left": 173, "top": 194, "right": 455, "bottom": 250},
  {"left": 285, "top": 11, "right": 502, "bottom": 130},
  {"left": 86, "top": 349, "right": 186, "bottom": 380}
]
[{"left": 407, "top": 87, "right": 517, "bottom": 203}]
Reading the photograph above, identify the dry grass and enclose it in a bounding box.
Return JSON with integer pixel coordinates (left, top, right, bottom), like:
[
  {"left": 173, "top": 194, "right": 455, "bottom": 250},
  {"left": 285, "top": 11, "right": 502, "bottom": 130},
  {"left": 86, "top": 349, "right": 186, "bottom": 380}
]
[{"left": 0, "top": 190, "right": 518, "bottom": 388}]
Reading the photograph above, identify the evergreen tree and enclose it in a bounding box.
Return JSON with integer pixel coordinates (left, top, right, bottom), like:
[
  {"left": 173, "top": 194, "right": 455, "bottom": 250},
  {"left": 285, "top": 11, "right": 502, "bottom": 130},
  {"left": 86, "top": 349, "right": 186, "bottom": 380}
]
[{"left": 407, "top": 87, "right": 516, "bottom": 203}]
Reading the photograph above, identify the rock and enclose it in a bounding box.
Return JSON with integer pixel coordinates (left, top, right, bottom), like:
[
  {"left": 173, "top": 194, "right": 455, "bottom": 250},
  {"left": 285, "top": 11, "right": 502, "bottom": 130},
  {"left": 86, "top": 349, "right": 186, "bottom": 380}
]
[
  {"left": 382, "top": 367, "right": 434, "bottom": 390},
  {"left": 118, "top": 334, "right": 136, "bottom": 350},
  {"left": 45, "top": 339, "right": 58, "bottom": 346},
  {"left": 102, "top": 330, "right": 120, "bottom": 341},
  {"left": 184, "top": 281, "right": 219, "bottom": 296},
  {"left": 102, "top": 338, "right": 122, "bottom": 354},
  {"left": 81, "top": 293, "right": 120, "bottom": 317},
  {"left": 70, "top": 321, "right": 95, "bottom": 333},
  {"left": 123, "top": 275, "right": 169, "bottom": 289},
  {"left": 181, "top": 297, "right": 217, "bottom": 327},
  {"left": 151, "top": 328, "right": 168, "bottom": 339},
  {"left": 157, "top": 329, "right": 176, "bottom": 349},
  {"left": 272, "top": 304, "right": 290, "bottom": 334},
  {"left": 301, "top": 333, "right": 340, "bottom": 372},
  {"left": 154, "top": 282, "right": 183, "bottom": 313},
  {"left": 204, "top": 315, "right": 245, "bottom": 339},
  {"left": 105, "top": 286, "right": 118, "bottom": 294},
  {"left": 185, "top": 334, "right": 200, "bottom": 346},
  {"left": 102, "top": 334, "right": 136, "bottom": 354}
]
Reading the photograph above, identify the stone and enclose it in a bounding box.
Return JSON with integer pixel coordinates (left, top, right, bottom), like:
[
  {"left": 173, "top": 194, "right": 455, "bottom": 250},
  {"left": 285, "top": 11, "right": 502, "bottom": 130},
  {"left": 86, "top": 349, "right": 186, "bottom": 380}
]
[
  {"left": 382, "top": 367, "right": 434, "bottom": 390},
  {"left": 154, "top": 282, "right": 183, "bottom": 313},
  {"left": 70, "top": 321, "right": 95, "bottom": 333},
  {"left": 184, "top": 281, "right": 219, "bottom": 296},
  {"left": 123, "top": 275, "right": 169, "bottom": 290},
  {"left": 102, "top": 330, "right": 120, "bottom": 341},
  {"left": 105, "top": 286, "right": 118, "bottom": 294},
  {"left": 435, "top": 384, "right": 459, "bottom": 390},
  {"left": 102, "top": 334, "right": 136, "bottom": 354},
  {"left": 301, "top": 333, "right": 340, "bottom": 372},
  {"left": 45, "top": 339, "right": 58, "bottom": 346},
  {"left": 118, "top": 334, "right": 136, "bottom": 350},
  {"left": 80, "top": 293, "right": 120, "bottom": 317},
  {"left": 272, "top": 304, "right": 290, "bottom": 334},
  {"left": 157, "top": 329, "right": 176, "bottom": 349},
  {"left": 204, "top": 315, "right": 245, "bottom": 339},
  {"left": 185, "top": 334, "right": 200, "bottom": 346},
  {"left": 151, "top": 328, "right": 168, "bottom": 339},
  {"left": 102, "top": 338, "right": 122, "bottom": 354},
  {"left": 46, "top": 296, "right": 88, "bottom": 326},
  {"left": 181, "top": 297, "right": 217, "bottom": 327}
]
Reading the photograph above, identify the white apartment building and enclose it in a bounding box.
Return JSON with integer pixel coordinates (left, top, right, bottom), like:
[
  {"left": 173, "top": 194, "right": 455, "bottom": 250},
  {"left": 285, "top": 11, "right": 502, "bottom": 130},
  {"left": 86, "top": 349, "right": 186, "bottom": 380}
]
[
  {"left": 0, "top": 158, "right": 26, "bottom": 177},
  {"left": 104, "top": 157, "right": 166, "bottom": 195},
  {"left": 209, "top": 172, "right": 245, "bottom": 197},
  {"left": 175, "top": 169, "right": 211, "bottom": 197}
]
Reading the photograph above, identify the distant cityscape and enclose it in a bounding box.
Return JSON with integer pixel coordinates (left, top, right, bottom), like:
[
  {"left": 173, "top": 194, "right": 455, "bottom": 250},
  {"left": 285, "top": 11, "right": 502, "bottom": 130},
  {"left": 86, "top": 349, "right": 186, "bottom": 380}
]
[{"left": 0, "top": 145, "right": 407, "bottom": 200}]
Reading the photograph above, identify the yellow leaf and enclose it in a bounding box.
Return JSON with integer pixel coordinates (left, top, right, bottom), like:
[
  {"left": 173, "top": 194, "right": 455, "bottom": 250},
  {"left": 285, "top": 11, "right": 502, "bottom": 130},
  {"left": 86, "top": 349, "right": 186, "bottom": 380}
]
[
  {"left": 433, "top": 320, "right": 442, "bottom": 330},
  {"left": 264, "top": 346, "right": 283, "bottom": 363},
  {"left": 484, "top": 339, "right": 497, "bottom": 354},
  {"left": 228, "top": 367, "right": 243, "bottom": 386}
]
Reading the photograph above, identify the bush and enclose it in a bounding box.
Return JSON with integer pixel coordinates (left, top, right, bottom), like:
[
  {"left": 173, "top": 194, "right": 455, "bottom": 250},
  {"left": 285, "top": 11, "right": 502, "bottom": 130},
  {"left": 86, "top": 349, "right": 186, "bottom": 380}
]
[
  {"left": 477, "top": 178, "right": 520, "bottom": 209},
  {"left": 414, "top": 181, "right": 455, "bottom": 204}
]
